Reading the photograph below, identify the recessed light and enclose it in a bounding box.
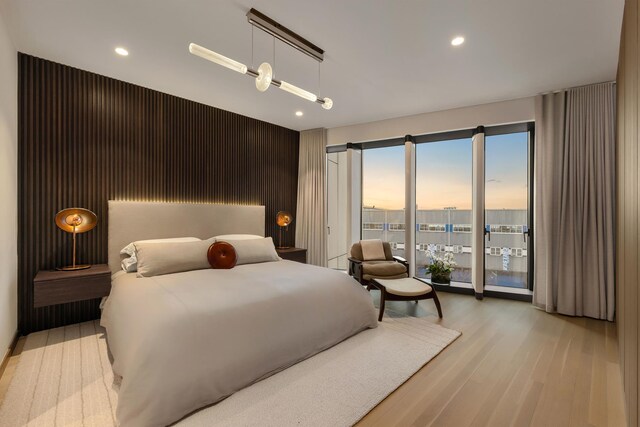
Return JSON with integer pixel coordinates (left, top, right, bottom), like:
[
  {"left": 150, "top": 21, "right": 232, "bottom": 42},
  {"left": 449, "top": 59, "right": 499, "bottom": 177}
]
[
  {"left": 115, "top": 47, "right": 129, "bottom": 56},
  {"left": 451, "top": 36, "right": 464, "bottom": 46},
  {"left": 295, "top": 111, "right": 303, "bottom": 117}
]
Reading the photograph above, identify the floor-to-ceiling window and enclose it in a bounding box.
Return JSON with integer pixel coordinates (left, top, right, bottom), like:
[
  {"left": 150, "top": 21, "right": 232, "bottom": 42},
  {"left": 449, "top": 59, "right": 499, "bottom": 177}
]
[
  {"left": 415, "top": 138, "right": 473, "bottom": 283},
  {"left": 362, "top": 145, "right": 405, "bottom": 258},
  {"left": 484, "top": 130, "right": 531, "bottom": 290},
  {"left": 325, "top": 122, "right": 534, "bottom": 297}
]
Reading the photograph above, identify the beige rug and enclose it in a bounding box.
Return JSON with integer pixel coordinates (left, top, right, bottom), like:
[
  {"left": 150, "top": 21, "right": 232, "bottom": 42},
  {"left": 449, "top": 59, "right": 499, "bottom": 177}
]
[{"left": 0, "top": 317, "right": 460, "bottom": 427}]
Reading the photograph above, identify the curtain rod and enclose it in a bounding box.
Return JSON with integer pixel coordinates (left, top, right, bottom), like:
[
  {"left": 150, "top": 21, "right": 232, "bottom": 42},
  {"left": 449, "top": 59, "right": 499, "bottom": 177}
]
[{"left": 539, "top": 80, "right": 616, "bottom": 95}]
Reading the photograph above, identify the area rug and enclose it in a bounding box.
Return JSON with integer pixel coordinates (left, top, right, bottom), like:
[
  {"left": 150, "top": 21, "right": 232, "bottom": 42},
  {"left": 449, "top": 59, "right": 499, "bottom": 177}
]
[{"left": 0, "top": 317, "right": 460, "bottom": 426}]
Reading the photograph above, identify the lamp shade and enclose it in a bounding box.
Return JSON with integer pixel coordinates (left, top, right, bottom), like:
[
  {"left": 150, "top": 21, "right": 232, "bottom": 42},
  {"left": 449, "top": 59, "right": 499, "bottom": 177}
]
[
  {"left": 55, "top": 208, "right": 98, "bottom": 234},
  {"left": 276, "top": 211, "right": 293, "bottom": 227}
]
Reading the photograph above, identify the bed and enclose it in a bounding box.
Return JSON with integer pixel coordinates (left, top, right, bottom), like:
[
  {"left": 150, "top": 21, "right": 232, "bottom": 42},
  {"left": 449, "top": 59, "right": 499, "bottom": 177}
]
[{"left": 101, "top": 201, "right": 378, "bottom": 427}]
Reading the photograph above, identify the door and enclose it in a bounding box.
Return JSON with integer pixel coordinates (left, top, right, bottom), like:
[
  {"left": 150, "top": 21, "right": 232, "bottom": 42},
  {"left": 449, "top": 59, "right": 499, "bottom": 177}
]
[{"left": 484, "top": 130, "right": 532, "bottom": 290}]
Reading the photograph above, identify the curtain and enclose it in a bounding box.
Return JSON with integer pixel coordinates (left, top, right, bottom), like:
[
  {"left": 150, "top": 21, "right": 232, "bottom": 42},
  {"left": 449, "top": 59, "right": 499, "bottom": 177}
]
[
  {"left": 533, "top": 82, "right": 616, "bottom": 320},
  {"left": 296, "top": 128, "right": 328, "bottom": 267},
  {"left": 471, "top": 128, "right": 485, "bottom": 298}
]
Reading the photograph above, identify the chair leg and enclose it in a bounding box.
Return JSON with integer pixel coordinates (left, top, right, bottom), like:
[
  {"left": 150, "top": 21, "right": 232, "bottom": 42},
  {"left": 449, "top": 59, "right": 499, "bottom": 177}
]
[
  {"left": 378, "top": 289, "right": 386, "bottom": 322},
  {"left": 432, "top": 291, "right": 443, "bottom": 318}
]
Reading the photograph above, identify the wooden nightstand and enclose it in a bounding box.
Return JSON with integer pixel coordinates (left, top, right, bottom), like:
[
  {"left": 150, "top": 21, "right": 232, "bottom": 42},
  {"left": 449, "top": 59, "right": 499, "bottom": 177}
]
[
  {"left": 33, "top": 264, "right": 111, "bottom": 308},
  {"left": 276, "top": 247, "right": 307, "bottom": 264}
]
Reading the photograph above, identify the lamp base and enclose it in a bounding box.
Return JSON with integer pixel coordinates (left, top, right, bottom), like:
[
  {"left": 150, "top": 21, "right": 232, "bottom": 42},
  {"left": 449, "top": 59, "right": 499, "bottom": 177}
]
[
  {"left": 56, "top": 264, "right": 92, "bottom": 271},
  {"left": 276, "top": 246, "right": 291, "bottom": 250}
]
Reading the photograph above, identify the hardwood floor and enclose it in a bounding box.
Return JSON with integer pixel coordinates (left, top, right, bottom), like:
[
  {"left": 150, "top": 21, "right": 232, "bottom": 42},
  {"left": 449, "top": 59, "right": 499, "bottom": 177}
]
[
  {"left": 357, "top": 291, "right": 625, "bottom": 427},
  {"left": 0, "top": 292, "right": 625, "bottom": 426}
]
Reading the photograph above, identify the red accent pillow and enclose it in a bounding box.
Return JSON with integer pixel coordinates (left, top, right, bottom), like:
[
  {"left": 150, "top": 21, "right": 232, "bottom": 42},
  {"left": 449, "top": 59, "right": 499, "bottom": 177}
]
[{"left": 207, "top": 242, "right": 237, "bottom": 269}]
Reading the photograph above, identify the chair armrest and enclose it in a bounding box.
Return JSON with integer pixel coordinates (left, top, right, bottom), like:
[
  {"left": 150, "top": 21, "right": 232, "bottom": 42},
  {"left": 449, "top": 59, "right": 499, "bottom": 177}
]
[
  {"left": 348, "top": 257, "right": 364, "bottom": 282},
  {"left": 393, "top": 255, "right": 408, "bottom": 266}
]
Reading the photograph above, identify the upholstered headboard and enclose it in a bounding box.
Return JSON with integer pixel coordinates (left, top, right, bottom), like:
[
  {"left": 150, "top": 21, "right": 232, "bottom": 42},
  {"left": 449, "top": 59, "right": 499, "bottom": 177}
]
[{"left": 108, "top": 201, "right": 265, "bottom": 273}]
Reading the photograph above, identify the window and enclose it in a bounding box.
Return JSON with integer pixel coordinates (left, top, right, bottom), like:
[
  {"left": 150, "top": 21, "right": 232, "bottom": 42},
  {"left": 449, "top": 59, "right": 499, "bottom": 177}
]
[
  {"left": 490, "top": 224, "right": 523, "bottom": 234},
  {"left": 415, "top": 137, "right": 473, "bottom": 284},
  {"left": 362, "top": 145, "right": 405, "bottom": 258},
  {"left": 485, "top": 129, "right": 531, "bottom": 289},
  {"left": 334, "top": 121, "right": 533, "bottom": 294},
  {"left": 362, "top": 223, "right": 384, "bottom": 231},
  {"left": 418, "top": 223, "right": 446, "bottom": 232},
  {"left": 489, "top": 247, "right": 502, "bottom": 256}
]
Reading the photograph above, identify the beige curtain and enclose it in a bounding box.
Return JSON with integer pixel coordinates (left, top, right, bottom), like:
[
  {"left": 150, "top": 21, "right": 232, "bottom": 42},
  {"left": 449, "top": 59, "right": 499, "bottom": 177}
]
[
  {"left": 533, "top": 82, "right": 616, "bottom": 320},
  {"left": 296, "top": 128, "right": 328, "bottom": 266}
]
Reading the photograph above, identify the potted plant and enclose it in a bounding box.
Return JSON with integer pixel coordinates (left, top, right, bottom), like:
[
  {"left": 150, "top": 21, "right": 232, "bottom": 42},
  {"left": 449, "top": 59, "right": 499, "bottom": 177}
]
[{"left": 426, "top": 246, "right": 456, "bottom": 285}]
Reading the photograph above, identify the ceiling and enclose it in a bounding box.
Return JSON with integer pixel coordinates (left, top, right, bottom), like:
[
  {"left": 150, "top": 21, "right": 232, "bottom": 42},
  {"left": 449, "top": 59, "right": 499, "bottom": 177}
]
[{"left": 0, "top": 0, "right": 624, "bottom": 131}]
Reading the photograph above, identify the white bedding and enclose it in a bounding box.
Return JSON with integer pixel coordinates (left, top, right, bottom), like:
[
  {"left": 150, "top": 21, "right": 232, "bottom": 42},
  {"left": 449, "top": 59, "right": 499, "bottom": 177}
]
[{"left": 101, "top": 260, "right": 377, "bottom": 427}]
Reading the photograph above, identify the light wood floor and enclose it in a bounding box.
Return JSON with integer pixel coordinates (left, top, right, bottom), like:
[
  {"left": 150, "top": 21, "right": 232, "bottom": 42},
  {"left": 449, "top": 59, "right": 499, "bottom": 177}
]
[
  {"left": 0, "top": 293, "right": 626, "bottom": 426},
  {"left": 358, "top": 292, "right": 626, "bottom": 427}
]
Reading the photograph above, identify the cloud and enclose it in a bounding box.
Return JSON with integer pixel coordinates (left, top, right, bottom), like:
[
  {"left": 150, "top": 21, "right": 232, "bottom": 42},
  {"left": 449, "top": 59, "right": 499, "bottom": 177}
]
[{"left": 486, "top": 179, "right": 501, "bottom": 183}]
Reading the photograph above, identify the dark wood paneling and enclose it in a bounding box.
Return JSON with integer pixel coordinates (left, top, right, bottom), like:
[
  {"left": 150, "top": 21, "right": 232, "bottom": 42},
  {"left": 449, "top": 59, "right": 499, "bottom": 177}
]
[
  {"left": 617, "top": 1, "right": 639, "bottom": 424},
  {"left": 18, "top": 53, "right": 299, "bottom": 334}
]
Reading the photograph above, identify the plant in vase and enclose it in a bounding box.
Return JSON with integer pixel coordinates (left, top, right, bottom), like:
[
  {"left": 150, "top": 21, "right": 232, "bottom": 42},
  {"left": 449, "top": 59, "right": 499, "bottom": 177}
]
[{"left": 426, "top": 244, "right": 456, "bottom": 284}]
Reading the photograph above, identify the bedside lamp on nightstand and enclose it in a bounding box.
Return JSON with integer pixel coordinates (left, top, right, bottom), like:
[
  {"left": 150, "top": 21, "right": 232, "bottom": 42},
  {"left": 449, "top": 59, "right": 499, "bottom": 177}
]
[
  {"left": 276, "top": 211, "right": 293, "bottom": 249},
  {"left": 55, "top": 207, "right": 97, "bottom": 271}
]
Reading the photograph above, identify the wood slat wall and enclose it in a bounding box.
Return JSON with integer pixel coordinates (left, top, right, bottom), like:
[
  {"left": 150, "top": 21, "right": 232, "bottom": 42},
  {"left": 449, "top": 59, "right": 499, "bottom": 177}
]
[
  {"left": 18, "top": 53, "right": 300, "bottom": 334},
  {"left": 617, "top": 0, "right": 639, "bottom": 424}
]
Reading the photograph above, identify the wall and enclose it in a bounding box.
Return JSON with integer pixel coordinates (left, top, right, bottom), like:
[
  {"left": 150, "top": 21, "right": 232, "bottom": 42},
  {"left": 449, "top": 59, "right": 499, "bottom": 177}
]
[
  {"left": 617, "top": 0, "right": 640, "bottom": 424},
  {"left": 0, "top": 13, "right": 17, "bottom": 358},
  {"left": 325, "top": 96, "right": 536, "bottom": 272},
  {"left": 18, "top": 54, "right": 299, "bottom": 334},
  {"left": 326, "top": 97, "right": 535, "bottom": 146}
]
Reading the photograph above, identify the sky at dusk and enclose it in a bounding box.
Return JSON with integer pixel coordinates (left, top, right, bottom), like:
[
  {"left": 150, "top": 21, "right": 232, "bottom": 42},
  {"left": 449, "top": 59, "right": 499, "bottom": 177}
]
[{"left": 362, "top": 133, "right": 528, "bottom": 210}]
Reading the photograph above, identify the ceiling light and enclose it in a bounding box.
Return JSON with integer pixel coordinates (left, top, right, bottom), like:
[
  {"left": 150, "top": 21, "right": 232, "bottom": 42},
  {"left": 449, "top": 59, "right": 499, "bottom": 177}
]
[
  {"left": 187, "top": 9, "right": 333, "bottom": 110},
  {"left": 189, "top": 43, "right": 247, "bottom": 74},
  {"left": 188, "top": 42, "right": 333, "bottom": 110},
  {"left": 255, "top": 62, "right": 273, "bottom": 92},
  {"left": 295, "top": 111, "right": 303, "bottom": 117},
  {"left": 451, "top": 36, "right": 465, "bottom": 46},
  {"left": 115, "top": 47, "right": 129, "bottom": 56},
  {"left": 279, "top": 81, "right": 317, "bottom": 103}
]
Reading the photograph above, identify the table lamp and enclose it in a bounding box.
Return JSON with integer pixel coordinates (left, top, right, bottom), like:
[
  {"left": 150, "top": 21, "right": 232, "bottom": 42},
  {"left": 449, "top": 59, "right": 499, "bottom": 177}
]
[
  {"left": 55, "top": 207, "right": 98, "bottom": 271},
  {"left": 276, "top": 211, "right": 293, "bottom": 249}
]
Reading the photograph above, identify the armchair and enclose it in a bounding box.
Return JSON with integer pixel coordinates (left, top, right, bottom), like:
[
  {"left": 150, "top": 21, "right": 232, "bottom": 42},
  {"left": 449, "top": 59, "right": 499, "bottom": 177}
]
[{"left": 348, "top": 241, "right": 409, "bottom": 288}]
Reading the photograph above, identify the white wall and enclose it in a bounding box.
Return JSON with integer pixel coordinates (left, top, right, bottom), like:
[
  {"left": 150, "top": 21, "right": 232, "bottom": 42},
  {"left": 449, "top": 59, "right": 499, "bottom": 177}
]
[
  {"left": 327, "top": 97, "right": 535, "bottom": 146},
  {"left": 0, "top": 11, "right": 18, "bottom": 356},
  {"left": 325, "top": 96, "right": 536, "bottom": 267}
]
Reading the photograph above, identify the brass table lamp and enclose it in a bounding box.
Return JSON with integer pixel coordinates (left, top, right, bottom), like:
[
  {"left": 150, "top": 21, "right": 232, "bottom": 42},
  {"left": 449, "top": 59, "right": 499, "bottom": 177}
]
[
  {"left": 276, "top": 211, "right": 293, "bottom": 249},
  {"left": 55, "top": 207, "right": 98, "bottom": 271}
]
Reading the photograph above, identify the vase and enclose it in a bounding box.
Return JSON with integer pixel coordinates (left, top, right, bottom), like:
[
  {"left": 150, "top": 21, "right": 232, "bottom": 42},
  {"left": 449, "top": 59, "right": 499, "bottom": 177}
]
[{"left": 430, "top": 272, "right": 451, "bottom": 285}]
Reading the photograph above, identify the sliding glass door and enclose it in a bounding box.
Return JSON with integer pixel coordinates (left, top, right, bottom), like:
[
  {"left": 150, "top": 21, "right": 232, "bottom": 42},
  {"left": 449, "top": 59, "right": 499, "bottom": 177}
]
[
  {"left": 362, "top": 145, "right": 405, "bottom": 258},
  {"left": 484, "top": 131, "right": 531, "bottom": 289},
  {"left": 415, "top": 138, "right": 473, "bottom": 283}
]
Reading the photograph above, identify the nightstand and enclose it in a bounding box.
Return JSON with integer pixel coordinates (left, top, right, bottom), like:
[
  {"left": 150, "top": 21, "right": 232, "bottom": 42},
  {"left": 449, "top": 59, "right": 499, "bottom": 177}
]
[
  {"left": 33, "top": 264, "right": 111, "bottom": 308},
  {"left": 276, "top": 247, "right": 307, "bottom": 264}
]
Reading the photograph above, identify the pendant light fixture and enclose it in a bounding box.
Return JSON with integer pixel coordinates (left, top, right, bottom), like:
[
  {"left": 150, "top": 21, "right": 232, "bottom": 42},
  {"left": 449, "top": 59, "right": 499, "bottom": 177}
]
[{"left": 188, "top": 8, "right": 333, "bottom": 110}]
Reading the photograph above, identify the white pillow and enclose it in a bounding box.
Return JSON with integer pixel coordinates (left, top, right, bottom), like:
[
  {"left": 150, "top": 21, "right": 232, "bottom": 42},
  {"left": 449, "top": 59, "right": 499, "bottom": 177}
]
[
  {"left": 220, "top": 237, "right": 280, "bottom": 265},
  {"left": 214, "top": 234, "right": 263, "bottom": 241},
  {"left": 135, "top": 238, "right": 215, "bottom": 277},
  {"left": 120, "top": 237, "right": 201, "bottom": 272}
]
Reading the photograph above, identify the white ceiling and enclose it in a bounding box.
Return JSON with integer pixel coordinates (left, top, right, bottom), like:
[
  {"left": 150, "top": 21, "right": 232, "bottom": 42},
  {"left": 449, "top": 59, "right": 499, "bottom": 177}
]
[{"left": 0, "top": 0, "right": 624, "bottom": 131}]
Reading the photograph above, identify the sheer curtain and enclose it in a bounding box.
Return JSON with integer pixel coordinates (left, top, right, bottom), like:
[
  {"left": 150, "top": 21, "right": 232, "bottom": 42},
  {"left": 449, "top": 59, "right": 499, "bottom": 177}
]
[
  {"left": 296, "top": 128, "right": 328, "bottom": 267},
  {"left": 533, "top": 82, "right": 616, "bottom": 320}
]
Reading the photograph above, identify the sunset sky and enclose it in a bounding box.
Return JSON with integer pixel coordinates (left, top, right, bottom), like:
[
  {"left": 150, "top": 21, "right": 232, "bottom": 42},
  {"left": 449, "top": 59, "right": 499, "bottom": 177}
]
[{"left": 362, "top": 133, "right": 528, "bottom": 210}]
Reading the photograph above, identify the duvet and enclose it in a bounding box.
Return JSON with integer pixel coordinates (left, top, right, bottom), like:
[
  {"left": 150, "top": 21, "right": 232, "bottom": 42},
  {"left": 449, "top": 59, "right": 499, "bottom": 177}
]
[{"left": 101, "top": 260, "right": 377, "bottom": 427}]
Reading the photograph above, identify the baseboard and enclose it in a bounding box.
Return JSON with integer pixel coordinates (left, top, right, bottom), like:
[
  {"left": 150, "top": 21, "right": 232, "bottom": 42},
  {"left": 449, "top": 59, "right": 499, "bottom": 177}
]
[{"left": 0, "top": 331, "right": 19, "bottom": 380}]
